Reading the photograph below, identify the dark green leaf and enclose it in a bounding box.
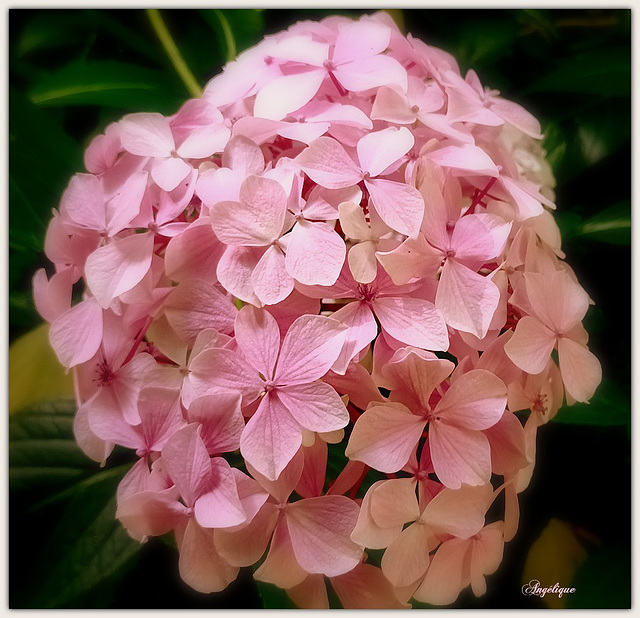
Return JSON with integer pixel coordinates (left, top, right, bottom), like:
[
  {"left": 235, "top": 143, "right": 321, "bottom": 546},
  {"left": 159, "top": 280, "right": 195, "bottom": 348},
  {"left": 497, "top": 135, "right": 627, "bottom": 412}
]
[
  {"left": 9, "top": 87, "right": 82, "bottom": 255},
  {"left": 29, "top": 59, "right": 184, "bottom": 112},
  {"left": 23, "top": 467, "right": 141, "bottom": 608},
  {"left": 524, "top": 47, "right": 630, "bottom": 97},
  {"left": 575, "top": 201, "right": 630, "bottom": 245},
  {"left": 9, "top": 399, "right": 96, "bottom": 497},
  {"left": 552, "top": 379, "right": 630, "bottom": 427},
  {"left": 567, "top": 545, "right": 631, "bottom": 608}
]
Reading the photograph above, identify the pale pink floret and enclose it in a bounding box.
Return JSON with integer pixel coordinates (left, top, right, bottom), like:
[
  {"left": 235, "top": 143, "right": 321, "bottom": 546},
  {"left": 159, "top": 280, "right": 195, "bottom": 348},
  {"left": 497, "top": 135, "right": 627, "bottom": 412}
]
[
  {"left": 198, "top": 306, "right": 348, "bottom": 479},
  {"left": 295, "top": 128, "right": 425, "bottom": 237},
  {"left": 347, "top": 348, "right": 507, "bottom": 488},
  {"left": 215, "top": 450, "right": 362, "bottom": 584},
  {"left": 504, "top": 270, "right": 601, "bottom": 402}
]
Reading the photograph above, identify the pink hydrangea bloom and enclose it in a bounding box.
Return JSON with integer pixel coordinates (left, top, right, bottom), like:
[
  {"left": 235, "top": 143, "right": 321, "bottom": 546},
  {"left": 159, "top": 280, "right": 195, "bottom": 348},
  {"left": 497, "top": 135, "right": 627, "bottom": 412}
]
[{"left": 35, "top": 10, "right": 601, "bottom": 607}]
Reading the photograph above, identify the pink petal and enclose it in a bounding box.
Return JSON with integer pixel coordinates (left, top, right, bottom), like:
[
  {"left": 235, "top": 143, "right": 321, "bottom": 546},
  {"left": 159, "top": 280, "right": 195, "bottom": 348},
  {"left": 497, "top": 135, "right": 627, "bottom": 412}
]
[
  {"left": 119, "top": 112, "right": 174, "bottom": 156},
  {"left": 333, "top": 20, "right": 391, "bottom": 63},
  {"left": 557, "top": 337, "right": 601, "bottom": 403},
  {"left": 251, "top": 244, "right": 294, "bottom": 305},
  {"left": 278, "top": 381, "right": 349, "bottom": 433},
  {"left": 215, "top": 501, "right": 279, "bottom": 567},
  {"left": 32, "top": 268, "right": 73, "bottom": 323},
  {"left": 324, "top": 362, "right": 385, "bottom": 411},
  {"left": 254, "top": 69, "right": 325, "bottom": 121},
  {"left": 187, "top": 392, "right": 244, "bottom": 454},
  {"left": 49, "top": 297, "right": 103, "bottom": 367},
  {"left": 162, "top": 423, "right": 211, "bottom": 507},
  {"left": 427, "top": 143, "right": 499, "bottom": 177},
  {"left": 525, "top": 271, "right": 590, "bottom": 334},
  {"left": 348, "top": 241, "right": 378, "bottom": 284},
  {"left": 365, "top": 178, "right": 424, "bottom": 237},
  {"left": 357, "top": 127, "right": 414, "bottom": 178},
  {"left": 332, "top": 562, "right": 409, "bottom": 609},
  {"left": 247, "top": 448, "right": 305, "bottom": 505},
  {"left": 420, "top": 483, "right": 492, "bottom": 538},
  {"left": 374, "top": 296, "right": 449, "bottom": 351},
  {"left": 266, "top": 289, "right": 321, "bottom": 335},
  {"left": 222, "top": 135, "right": 265, "bottom": 176},
  {"left": 177, "top": 124, "right": 230, "bottom": 159},
  {"left": 295, "top": 137, "right": 362, "bottom": 189},
  {"left": 503, "top": 316, "right": 557, "bottom": 375},
  {"left": 137, "top": 386, "right": 186, "bottom": 453},
  {"left": 216, "top": 245, "right": 263, "bottom": 306},
  {"left": 105, "top": 171, "right": 148, "bottom": 236},
  {"left": 287, "top": 574, "right": 329, "bottom": 609},
  {"left": 345, "top": 403, "right": 425, "bottom": 473},
  {"left": 371, "top": 86, "right": 416, "bottom": 124},
  {"left": 254, "top": 517, "right": 308, "bottom": 589},
  {"left": 240, "top": 393, "right": 302, "bottom": 481},
  {"left": 286, "top": 495, "right": 362, "bottom": 576},
  {"left": 210, "top": 175, "right": 287, "bottom": 245},
  {"left": 429, "top": 423, "right": 492, "bottom": 488},
  {"left": 151, "top": 157, "right": 193, "bottom": 191},
  {"left": 414, "top": 538, "right": 469, "bottom": 605},
  {"left": 500, "top": 176, "right": 544, "bottom": 220},
  {"left": 451, "top": 213, "right": 511, "bottom": 266},
  {"left": 436, "top": 369, "right": 506, "bottom": 430},
  {"left": 285, "top": 220, "right": 346, "bottom": 286},
  {"left": 178, "top": 519, "right": 239, "bottom": 593},
  {"left": 164, "top": 279, "right": 236, "bottom": 343},
  {"left": 330, "top": 300, "right": 378, "bottom": 375},
  {"left": 85, "top": 232, "right": 154, "bottom": 308},
  {"left": 383, "top": 348, "right": 454, "bottom": 411},
  {"left": 60, "top": 173, "right": 105, "bottom": 231},
  {"left": 195, "top": 458, "right": 246, "bottom": 528},
  {"left": 164, "top": 219, "right": 225, "bottom": 283},
  {"left": 351, "top": 480, "right": 403, "bottom": 549},
  {"left": 369, "top": 478, "right": 420, "bottom": 528},
  {"left": 188, "top": 347, "right": 263, "bottom": 405},
  {"left": 381, "top": 522, "right": 432, "bottom": 587},
  {"left": 436, "top": 259, "right": 501, "bottom": 339},
  {"left": 490, "top": 97, "right": 542, "bottom": 138},
  {"left": 116, "top": 488, "right": 187, "bottom": 537},
  {"left": 334, "top": 54, "right": 407, "bottom": 92},
  {"left": 234, "top": 305, "right": 281, "bottom": 379},
  {"left": 73, "top": 400, "right": 113, "bottom": 464},
  {"left": 276, "top": 314, "right": 348, "bottom": 385}
]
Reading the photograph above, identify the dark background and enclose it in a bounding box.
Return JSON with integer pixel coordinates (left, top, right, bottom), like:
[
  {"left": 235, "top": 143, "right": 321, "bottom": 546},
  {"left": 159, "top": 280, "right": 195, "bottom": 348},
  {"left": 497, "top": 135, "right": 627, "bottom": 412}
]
[{"left": 8, "top": 8, "right": 631, "bottom": 609}]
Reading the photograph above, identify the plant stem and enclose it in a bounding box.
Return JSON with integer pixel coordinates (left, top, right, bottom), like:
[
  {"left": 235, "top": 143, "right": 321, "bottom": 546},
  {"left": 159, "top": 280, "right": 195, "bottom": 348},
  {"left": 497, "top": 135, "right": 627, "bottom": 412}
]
[
  {"left": 213, "top": 9, "right": 236, "bottom": 62},
  {"left": 146, "top": 8, "right": 202, "bottom": 98}
]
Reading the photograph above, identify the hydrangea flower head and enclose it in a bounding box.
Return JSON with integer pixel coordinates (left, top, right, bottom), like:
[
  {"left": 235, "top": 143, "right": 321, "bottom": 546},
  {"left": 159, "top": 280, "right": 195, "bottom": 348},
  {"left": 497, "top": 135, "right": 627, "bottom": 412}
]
[{"left": 35, "top": 10, "right": 601, "bottom": 608}]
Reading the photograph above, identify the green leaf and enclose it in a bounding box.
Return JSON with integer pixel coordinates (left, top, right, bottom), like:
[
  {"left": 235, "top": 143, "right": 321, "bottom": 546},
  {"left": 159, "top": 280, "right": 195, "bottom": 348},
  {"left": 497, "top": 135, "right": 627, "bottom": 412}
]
[
  {"left": 567, "top": 545, "right": 631, "bottom": 608},
  {"left": 23, "top": 467, "right": 142, "bottom": 608},
  {"left": 552, "top": 379, "right": 630, "bottom": 427},
  {"left": 9, "top": 87, "right": 82, "bottom": 255},
  {"left": 29, "top": 59, "right": 184, "bottom": 112},
  {"left": 575, "top": 201, "right": 630, "bottom": 245},
  {"left": 9, "top": 399, "right": 95, "bottom": 496},
  {"left": 9, "top": 323, "right": 75, "bottom": 414},
  {"left": 523, "top": 47, "right": 630, "bottom": 98}
]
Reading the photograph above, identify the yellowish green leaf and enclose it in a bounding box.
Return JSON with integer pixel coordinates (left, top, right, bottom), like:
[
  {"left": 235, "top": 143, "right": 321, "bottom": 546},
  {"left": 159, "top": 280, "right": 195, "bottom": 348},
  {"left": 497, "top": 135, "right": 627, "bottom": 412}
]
[{"left": 9, "top": 322, "right": 74, "bottom": 414}]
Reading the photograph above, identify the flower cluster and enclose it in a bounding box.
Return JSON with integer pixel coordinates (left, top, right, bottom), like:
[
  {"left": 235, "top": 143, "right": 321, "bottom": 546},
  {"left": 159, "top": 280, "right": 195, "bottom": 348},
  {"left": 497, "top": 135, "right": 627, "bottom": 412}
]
[{"left": 34, "top": 12, "right": 602, "bottom": 608}]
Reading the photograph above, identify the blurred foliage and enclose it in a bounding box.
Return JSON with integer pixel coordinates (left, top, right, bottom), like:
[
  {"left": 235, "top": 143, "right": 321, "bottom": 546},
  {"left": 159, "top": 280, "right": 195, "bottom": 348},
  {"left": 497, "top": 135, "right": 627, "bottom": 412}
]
[
  {"left": 8, "top": 8, "right": 630, "bottom": 609},
  {"left": 9, "top": 323, "right": 74, "bottom": 414}
]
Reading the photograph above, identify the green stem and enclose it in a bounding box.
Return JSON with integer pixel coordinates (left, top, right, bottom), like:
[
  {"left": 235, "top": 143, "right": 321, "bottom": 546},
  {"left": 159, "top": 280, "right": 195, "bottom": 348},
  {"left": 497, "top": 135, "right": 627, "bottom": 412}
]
[
  {"left": 213, "top": 9, "right": 236, "bottom": 62},
  {"left": 146, "top": 9, "right": 202, "bottom": 98}
]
